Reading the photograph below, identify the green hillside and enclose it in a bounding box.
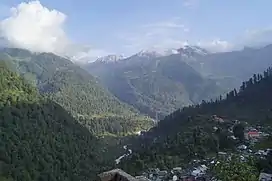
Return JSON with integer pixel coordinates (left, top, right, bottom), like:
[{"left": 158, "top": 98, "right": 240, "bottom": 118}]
[
  {"left": 0, "top": 63, "right": 113, "bottom": 181},
  {"left": 0, "top": 48, "right": 153, "bottom": 135},
  {"left": 119, "top": 66, "right": 272, "bottom": 174}
]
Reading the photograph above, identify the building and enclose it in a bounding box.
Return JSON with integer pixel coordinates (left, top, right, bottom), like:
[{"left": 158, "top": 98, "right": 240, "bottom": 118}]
[
  {"left": 245, "top": 131, "right": 260, "bottom": 139},
  {"left": 238, "top": 145, "right": 247, "bottom": 150},
  {"left": 258, "top": 172, "right": 272, "bottom": 181},
  {"left": 191, "top": 165, "right": 208, "bottom": 177}
]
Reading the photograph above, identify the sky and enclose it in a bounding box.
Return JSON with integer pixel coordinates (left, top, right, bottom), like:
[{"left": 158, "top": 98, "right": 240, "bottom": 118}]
[{"left": 0, "top": 0, "right": 272, "bottom": 61}]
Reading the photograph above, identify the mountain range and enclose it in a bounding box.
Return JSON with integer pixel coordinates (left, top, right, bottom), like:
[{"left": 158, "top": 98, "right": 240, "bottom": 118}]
[
  {"left": 86, "top": 47, "right": 222, "bottom": 119},
  {"left": 85, "top": 44, "right": 272, "bottom": 119},
  {"left": 1, "top": 43, "right": 272, "bottom": 181},
  {"left": 183, "top": 44, "right": 272, "bottom": 89},
  {"left": 0, "top": 48, "right": 153, "bottom": 135}
]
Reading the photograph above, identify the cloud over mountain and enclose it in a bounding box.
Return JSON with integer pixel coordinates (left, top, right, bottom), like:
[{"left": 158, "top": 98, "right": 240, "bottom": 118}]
[
  {"left": 0, "top": 1, "right": 271, "bottom": 62},
  {"left": 0, "top": 1, "right": 107, "bottom": 63},
  {"left": 197, "top": 39, "right": 233, "bottom": 53},
  {"left": 0, "top": 1, "right": 69, "bottom": 54}
]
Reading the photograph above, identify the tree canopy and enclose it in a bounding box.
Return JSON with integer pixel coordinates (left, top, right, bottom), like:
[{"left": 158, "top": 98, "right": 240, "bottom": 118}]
[{"left": 0, "top": 63, "right": 113, "bottom": 181}]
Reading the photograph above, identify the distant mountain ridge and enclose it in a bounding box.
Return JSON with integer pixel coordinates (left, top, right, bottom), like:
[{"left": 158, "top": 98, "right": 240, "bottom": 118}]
[
  {"left": 86, "top": 47, "right": 221, "bottom": 119},
  {"left": 173, "top": 44, "right": 272, "bottom": 93},
  {"left": 86, "top": 44, "right": 272, "bottom": 119},
  {"left": 95, "top": 54, "right": 125, "bottom": 63},
  {"left": 92, "top": 45, "right": 208, "bottom": 64}
]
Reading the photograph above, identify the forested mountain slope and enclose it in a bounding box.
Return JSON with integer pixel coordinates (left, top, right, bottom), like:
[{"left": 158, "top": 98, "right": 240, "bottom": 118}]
[
  {"left": 120, "top": 66, "right": 272, "bottom": 174},
  {"left": 87, "top": 52, "right": 222, "bottom": 119},
  {"left": 0, "top": 63, "right": 112, "bottom": 181},
  {"left": 0, "top": 48, "right": 134, "bottom": 115},
  {"left": 0, "top": 48, "right": 153, "bottom": 135}
]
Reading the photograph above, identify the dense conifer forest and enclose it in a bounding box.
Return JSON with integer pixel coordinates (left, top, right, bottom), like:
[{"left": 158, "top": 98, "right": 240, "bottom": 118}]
[
  {"left": 0, "top": 63, "right": 113, "bottom": 181},
  {"left": 119, "top": 67, "right": 272, "bottom": 176}
]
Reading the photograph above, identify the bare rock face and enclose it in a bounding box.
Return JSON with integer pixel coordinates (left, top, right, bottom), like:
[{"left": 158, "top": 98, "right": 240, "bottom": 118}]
[{"left": 98, "top": 169, "right": 141, "bottom": 181}]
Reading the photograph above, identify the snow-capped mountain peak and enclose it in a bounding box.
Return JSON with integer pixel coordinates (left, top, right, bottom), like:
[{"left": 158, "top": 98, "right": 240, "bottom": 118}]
[
  {"left": 135, "top": 48, "right": 180, "bottom": 58},
  {"left": 95, "top": 54, "right": 124, "bottom": 63},
  {"left": 178, "top": 45, "right": 209, "bottom": 57},
  {"left": 163, "top": 49, "right": 179, "bottom": 55},
  {"left": 91, "top": 45, "right": 210, "bottom": 65},
  {"left": 136, "top": 49, "right": 163, "bottom": 58}
]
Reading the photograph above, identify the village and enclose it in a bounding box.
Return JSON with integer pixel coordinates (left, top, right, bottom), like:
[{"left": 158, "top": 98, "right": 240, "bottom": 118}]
[{"left": 129, "top": 116, "right": 272, "bottom": 181}]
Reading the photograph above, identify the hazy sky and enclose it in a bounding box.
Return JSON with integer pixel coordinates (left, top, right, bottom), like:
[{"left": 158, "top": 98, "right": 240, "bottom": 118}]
[{"left": 0, "top": 0, "right": 271, "bottom": 60}]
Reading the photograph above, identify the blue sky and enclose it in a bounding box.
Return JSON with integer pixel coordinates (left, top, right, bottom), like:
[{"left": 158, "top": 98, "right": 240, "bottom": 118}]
[{"left": 0, "top": 0, "right": 272, "bottom": 59}]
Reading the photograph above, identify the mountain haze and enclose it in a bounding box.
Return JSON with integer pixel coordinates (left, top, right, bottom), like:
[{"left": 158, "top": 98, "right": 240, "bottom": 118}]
[
  {"left": 184, "top": 44, "right": 272, "bottom": 89},
  {"left": 86, "top": 46, "right": 222, "bottom": 119}
]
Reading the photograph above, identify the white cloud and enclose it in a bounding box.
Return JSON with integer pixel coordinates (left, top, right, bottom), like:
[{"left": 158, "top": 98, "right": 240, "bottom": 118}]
[
  {"left": 69, "top": 45, "right": 110, "bottom": 63},
  {"left": 0, "top": 1, "right": 69, "bottom": 54},
  {"left": 182, "top": 0, "right": 199, "bottom": 8},
  {"left": 0, "top": 1, "right": 107, "bottom": 63},
  {"left": 143, "top": 21, "right": 186, "bottom": 29},
  {"left": 197, "top": 39, "right": 233, "bottom": 53},
  {"left": 242, "top": 27, "right": 272, "bottom": 48},
  {"left": 119, "top": 18, "right": 190, "bottom": 54},
  {"left": 198, "top": 28, "right": 272, "bottom": 53},
  {"left": 195, "top": 27, "right": 272, "bottom": 53}
]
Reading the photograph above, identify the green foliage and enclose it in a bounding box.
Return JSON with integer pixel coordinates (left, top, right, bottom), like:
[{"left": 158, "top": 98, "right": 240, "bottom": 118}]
[
  {"left": 0, "top": 48, "right": 153, "bottom": 135},
  {"left": 257, "top": 157, "right": 272, "bottom": 175},
  {"left": 212, "top": 156, "right": 258, "bottom": 181},
  {"left": 254, "top": 136, "right": 272, "bottom": 150},
  {"left": 120, "top": 66, "right": 272, "bottom": 174},
  {"left": 233, "top": 123, "right": 245, "bottom": 141},
  {"left": 77, "top": 114, "right": 152, "bottom": 135},
  {"left": 0, "top": 177, "right": 13, "bottom": 181},
  {"left": 0, "top": 64, "right": 113, "bottom": 181}
]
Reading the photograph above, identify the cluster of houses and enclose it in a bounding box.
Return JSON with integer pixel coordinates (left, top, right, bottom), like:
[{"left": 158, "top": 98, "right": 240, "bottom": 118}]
[
  {"left": 99, "top": 168, "right": 272, "bottom": 181},
  {"left": 110, "top": 116, "right": 272, "bottom": 181},
  {"left": 131, "top": 117, "right": 272, "bottom": 181},
  {"left": 131, "top": 149, "right": 272, "bottom": 181},
  {"left": 135, "top": 165, "right": 210, "bottom": 181}
]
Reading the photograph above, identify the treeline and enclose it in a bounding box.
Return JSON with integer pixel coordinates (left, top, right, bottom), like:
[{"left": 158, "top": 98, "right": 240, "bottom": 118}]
[
  {"left": 40, "top": 68, "right": 137, "bottom": 116},
  {"left": 78, "top": 115, "right": 153, "bottom": 135},
  {"left": 119, "top": 66, "right": 272, "bottom": 175},
  {"left": 0, "top": 64, "right": 113, "bottom": 181},
  {"left": 40, "top": 69, "right": 154, "bottom": 135}
]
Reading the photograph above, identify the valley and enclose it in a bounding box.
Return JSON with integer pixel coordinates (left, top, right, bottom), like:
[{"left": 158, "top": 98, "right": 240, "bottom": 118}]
[
  {"left": 1, "top": 45, "right": 272, "bottom": 181},
  {"left": 0, "top": 1, "right": 271, "bottom": 181},
  {"left": 86, "top": 47, "right": 223, "bottom": 119},
  {"left": 0, "top": 48, "right": 154, "bottom": 136},
  {"left": 118, "top": 66, "right": 272, "bottom": 180},
  {"left": 85, "top": 45, "right": 272, "bottom": 120}
]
